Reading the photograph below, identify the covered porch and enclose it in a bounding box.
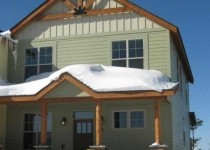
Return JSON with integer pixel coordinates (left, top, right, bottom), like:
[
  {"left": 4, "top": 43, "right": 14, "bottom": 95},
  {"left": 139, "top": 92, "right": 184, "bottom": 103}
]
[{"left": 0, "top": 65, "right": 178, "bottom": 150}]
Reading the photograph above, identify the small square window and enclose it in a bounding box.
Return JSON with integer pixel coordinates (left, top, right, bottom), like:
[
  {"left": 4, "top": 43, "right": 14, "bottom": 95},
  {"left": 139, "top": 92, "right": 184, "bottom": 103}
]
[{"left": 114, "top": 112, "right": 127, "bottom": 128}]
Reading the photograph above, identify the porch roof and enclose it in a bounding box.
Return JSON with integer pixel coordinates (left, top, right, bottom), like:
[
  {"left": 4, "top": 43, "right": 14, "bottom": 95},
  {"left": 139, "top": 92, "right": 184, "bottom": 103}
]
[{"left": 0, "top": 64, "right": 178, "bottom": 103}]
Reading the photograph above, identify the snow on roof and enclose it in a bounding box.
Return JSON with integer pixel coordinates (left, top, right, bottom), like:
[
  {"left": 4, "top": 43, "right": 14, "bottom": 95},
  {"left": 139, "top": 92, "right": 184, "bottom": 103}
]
[
  {"left": 0, "top": 64, "right": 178, "bottom": 97},
  {"left": 0, "top": 30, "right": 18, "bottom": 43}
]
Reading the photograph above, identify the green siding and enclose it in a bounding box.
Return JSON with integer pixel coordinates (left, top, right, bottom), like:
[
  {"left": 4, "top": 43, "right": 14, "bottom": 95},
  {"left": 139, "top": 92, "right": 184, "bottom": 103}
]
[
  {"left": 148, "top": 31, "right": 169, "bottom": 74},
  {"left": 169, "top": 34, "right": 191, "bottom": 150},
  {"left": 0, "top": 105, "right": 6, "bottom": 146},
  {"left": 0, "top": 42, "right": 8, "bottom": 80},
  {"left": 8, "top": 28, "right": 170, "bottom": 83}
]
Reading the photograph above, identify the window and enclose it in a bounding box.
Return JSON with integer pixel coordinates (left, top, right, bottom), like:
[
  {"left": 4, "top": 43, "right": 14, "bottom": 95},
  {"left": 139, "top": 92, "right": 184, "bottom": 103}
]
[
  {"left": 113, "top": 111, "right": 144, "bottom": 129},
  {"left": 112, "top": 39, "right": 144, "bottom": 69},
  {"left": 25, "top": 47, "right": 52, "bottom": 79},
  {"left": 23, "top": 113, "right": 52, "bottom": 149}
]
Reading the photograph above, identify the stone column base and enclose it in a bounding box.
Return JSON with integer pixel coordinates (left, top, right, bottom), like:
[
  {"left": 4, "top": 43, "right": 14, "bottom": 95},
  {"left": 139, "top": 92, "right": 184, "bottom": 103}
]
[
  {"left": 149, "top": 144, "right": 168, "bottom": 150},
  {"left": 89, "top": 145, "right": 107, "bottom": 150}
]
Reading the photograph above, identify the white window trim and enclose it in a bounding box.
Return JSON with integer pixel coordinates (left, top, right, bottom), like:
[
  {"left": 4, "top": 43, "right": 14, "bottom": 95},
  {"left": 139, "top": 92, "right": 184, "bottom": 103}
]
[
  {"left": 112, "top": 110, "right": 145, "bottom": 130},
  {"left": 111, "top": 39, "right": 144, "bottom": 68}
]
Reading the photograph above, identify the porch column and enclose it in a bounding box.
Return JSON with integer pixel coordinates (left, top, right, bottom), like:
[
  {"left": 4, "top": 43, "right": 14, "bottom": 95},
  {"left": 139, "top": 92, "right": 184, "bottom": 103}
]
[
  {"left": 95, "top": 100, "right": 102, "bottom": 146},
  {"left": 41, "top": 102, "right": 48, "bottom": 145},
  {"left": 154, "top": 99, "right": 161, "bottom": 144}
]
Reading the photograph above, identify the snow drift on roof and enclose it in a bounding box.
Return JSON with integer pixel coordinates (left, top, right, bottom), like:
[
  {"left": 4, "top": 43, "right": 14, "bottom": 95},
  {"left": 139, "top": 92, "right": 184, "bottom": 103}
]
[{"left": 0, "top": 64, "right": 178, "bottom": 97}]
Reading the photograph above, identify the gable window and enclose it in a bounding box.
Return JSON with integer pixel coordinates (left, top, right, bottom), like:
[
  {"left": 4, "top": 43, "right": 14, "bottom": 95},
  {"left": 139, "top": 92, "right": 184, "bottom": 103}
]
[
  {"left": 113, "top": 110, "right": 144, "bottom": 129},
  {"left": 23, "top": 112, "right": 52, "bottom": 149},
  {"left": 25, "top": 47, "right": 52, "bottom": 79},
  {"left": 112, "top": 39, "right": 144, "bottom": 69}
]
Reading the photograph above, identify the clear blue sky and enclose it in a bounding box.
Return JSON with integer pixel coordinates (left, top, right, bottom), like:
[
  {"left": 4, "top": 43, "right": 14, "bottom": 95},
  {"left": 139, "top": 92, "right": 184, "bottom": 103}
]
[{"left": 1, "top": 0, "right": 210, "bottom": 149}]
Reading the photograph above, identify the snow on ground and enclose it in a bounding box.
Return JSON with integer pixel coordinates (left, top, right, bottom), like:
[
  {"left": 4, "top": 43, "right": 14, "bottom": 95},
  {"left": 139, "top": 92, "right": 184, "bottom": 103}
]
[{"left": 0, "top": 64, "right": 178, "bottom": 96}]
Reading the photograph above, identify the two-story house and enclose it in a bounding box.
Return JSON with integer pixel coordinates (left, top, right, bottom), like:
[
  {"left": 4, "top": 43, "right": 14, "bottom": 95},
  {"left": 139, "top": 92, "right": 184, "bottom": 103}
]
[{"left": 0, "top": 0, "right": 194, "bottom": 150}]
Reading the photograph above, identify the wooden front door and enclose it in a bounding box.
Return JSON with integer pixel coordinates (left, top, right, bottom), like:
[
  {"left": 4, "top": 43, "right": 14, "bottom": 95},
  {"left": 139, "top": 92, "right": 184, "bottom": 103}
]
[{"left": 74, "top": 119, "right": 93, "bottom": 150}]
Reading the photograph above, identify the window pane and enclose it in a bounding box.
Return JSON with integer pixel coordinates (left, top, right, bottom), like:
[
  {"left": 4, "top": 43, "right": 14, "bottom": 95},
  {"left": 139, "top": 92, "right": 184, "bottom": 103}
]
[
  {"left": 129, "top": 59, "right": 143, "bottom": 69},
  {"left": 40, "top": 47, "right": 52, "bottom": 65},
  {"left": 112, "top": 50, "right": 120, "bottom": 59},
  {"left": 39, "top": 65, "right": 52, "bottom": 74},
  {"left": 25, "top": 48, "right": 38, "bottom": 65},
  {"left": 77, "top": 123, "right": 82, "bottom": 134},
  {"left": 112, "top": 60, "right": 126, "bottom": 67},
  {"left": 136, "top": 48, "right": 143, "bottom": 57},
  {"left": 47, "top": 113, "right": 52, "bottom": 132},
  {"left": 112, "top": 41, "right": 126, "bottom": 59},
  {"left": 25, "top": 66, "right": 37, "bottom": 79},
  {"left": 129, "top": 40, "right": 135, "bottom": 49},
  {"left": 82, "top": 123, "right": 87, "bottom": 133},
  {"left": 130, "top": 111, "right": 144, "bottom": 128},
  {"left": 74, "top": 112, "right": 94, "bottom": 119},
  {"left": 120, "top": 50, "right": 126, "bottom": 58},
  {"left": 23, "top": 133, "right": 36, "bottom": 149},
  {"left": 114, "top": 112, "right": 127, "bottom": 128},
  {"left": 87, "top": 122, "right": 92, "bottom": 133}
]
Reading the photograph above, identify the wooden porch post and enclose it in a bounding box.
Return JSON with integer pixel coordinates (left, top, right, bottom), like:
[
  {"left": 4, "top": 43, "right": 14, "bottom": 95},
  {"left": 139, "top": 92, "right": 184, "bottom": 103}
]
[
  {"left": 154, "top": 99, "right": 161, "bottom": 144},
  {"left": 41, "top": 102, "right": 48, "bottom": 145},
  {"left": 95, "top": 100, "right": 102, "bottom": 146}
]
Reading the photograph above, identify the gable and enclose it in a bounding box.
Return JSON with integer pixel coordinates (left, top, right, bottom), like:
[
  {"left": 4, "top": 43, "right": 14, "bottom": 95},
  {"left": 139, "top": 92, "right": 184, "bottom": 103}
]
[
  {"left": 44, "top": 80, "right": 90, "bottom": 98},
  {"left": 10, "top": 0, "right": 193, "bottom": 83},
  {"left": 12, "top": 0, "right": 162, "bottom": 39}
]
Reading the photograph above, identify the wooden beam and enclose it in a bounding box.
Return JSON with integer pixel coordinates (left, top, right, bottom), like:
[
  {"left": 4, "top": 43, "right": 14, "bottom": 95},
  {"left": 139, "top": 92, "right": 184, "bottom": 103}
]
[
  {"left": 35, "top": 7, "right": 131, "bottom": 21},
  {"left": 154, "top": 99, "right": 161, "bottom": 144},
  {"left": 84, "top": 0, "right": 95, "bottom": 10},
  {"left": 78, "top": 0, "right": 83, "bottom": 8},
  {"left": 41, "top": 102, "right": 48, "bottom": 145},
  {"left": 63, "top": 0, "right": 76, "bottom": 10},
  {"left": 11, "top": 0, "right": 58, "bottom": 36},
  {"left": 95, "top": 100, "right": 102, "bottom": 146}
]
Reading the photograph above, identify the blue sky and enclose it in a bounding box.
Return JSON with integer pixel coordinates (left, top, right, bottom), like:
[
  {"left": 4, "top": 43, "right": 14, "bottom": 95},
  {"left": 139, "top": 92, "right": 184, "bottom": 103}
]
[{"left": 1, "top": 0, "right": 210, "bottom": 149}]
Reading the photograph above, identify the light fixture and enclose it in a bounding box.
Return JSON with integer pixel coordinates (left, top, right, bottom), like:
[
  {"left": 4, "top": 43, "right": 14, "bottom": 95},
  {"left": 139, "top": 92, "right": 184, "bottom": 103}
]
[{"left": 61, "top": 117, "right": 66, "bottom": 126}]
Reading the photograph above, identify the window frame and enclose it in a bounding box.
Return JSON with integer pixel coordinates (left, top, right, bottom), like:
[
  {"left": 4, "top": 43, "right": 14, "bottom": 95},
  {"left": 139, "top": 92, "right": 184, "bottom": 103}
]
[
  {"left": 24, "top": 46, "right": 53, "bottom": 79},
  {"left": 111, "top": 39, "right": 144, "bottom": 69},
  {"left": 112, "top": 110, "right": 145, "bottom": 130},
  {"left": 23, "top": 112, "right": 52, "bottom": 149}
]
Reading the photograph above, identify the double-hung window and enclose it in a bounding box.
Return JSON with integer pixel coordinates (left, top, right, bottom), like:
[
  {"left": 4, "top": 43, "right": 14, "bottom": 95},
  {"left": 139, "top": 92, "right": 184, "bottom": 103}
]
[
  {"left": 25, "top": 47, "right": 53, "bottom": 79},
  {"left": 113, "top": 110, "right": 144, "bottom": 129},
  {"left": 23, "top": 113, "right": 52, "bottom": 149},
  {"left": 112, "top": 39, "right": 144, "bottom": 69}
]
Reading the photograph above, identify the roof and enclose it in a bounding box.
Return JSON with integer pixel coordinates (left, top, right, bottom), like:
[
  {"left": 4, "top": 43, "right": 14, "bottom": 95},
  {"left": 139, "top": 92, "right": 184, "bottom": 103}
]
[
  {"left": 0, "top": 64, "right": 178, "bottom": 95},
  {"left": 10, "top": 0, "right": 194, "bottom": 83}
]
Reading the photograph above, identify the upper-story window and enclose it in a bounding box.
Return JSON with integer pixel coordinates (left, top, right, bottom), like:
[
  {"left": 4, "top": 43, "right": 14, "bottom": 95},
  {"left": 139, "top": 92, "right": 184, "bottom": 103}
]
[
  {"left": 25, "top": 47, "right": 52, "bottom": 79},
  {"left": 112, "top": 39, "right": 144, "bottom": 69}
]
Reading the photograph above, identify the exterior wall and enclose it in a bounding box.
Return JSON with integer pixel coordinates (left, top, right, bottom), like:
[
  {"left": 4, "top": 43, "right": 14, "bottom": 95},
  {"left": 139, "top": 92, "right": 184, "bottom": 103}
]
[
  {"left": 0, "top": 39, "right": 8, "bottom": 80},
  {"left": 169, "top": 34, "right": 190, "bottom": 150},
  {"left": 0, "top": 105, "right": 6, "bottom": 146},
  {"left": 6, "top": 99, "right": 172, "bottom": 150},
  {"left": 8, "top": 28, "right": 169, "bottom": 83}
]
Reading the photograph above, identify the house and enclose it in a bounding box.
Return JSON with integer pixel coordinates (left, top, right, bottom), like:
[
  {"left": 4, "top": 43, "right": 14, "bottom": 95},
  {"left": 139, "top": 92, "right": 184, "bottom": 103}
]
[{"left": 0, "top": 0, "right": 194, "bottom": 150}]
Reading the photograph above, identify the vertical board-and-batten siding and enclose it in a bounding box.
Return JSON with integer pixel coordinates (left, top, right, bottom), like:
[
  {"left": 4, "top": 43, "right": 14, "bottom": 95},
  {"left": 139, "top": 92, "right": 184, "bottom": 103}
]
[
  {"left": 170, "top": 35, "right": 190, "bottom": 150},
  {"left": 15, "top": 0, "right": 160, "bottom": 40}
]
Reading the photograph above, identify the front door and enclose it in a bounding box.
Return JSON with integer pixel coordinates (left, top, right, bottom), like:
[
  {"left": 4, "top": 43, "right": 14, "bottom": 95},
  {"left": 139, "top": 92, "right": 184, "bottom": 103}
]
[{"left": 74, "top": 119, "right": 93, "bottom": 150}]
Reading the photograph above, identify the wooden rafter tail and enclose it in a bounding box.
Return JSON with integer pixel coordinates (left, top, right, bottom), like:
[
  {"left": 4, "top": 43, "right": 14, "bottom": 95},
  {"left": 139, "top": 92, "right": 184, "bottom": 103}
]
[
  {"left": 84, "top": 0, "right": 96, "bottom": 10},
  {"left": 63, "top": 0, "right": 77, "bottom": 10}
]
